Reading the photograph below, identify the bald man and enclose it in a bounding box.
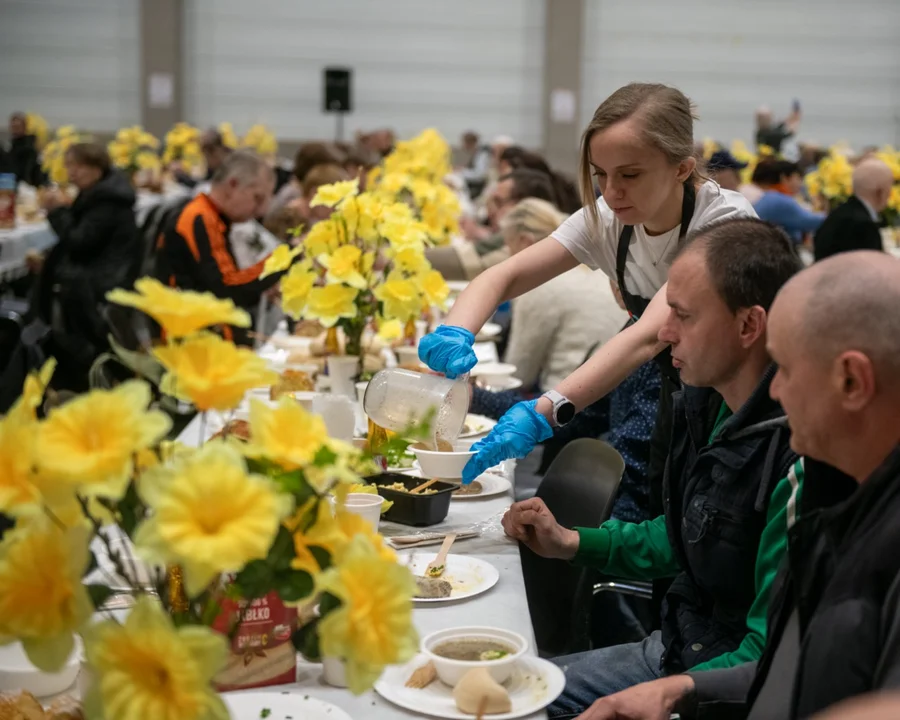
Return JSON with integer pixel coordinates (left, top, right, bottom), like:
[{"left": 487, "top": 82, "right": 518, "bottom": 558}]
[
  {"left": 575, "top": 252, "right": 900, "bottom": 720},
  {"left": 814, "top": 158, "right": 894, "bottom": 261}
]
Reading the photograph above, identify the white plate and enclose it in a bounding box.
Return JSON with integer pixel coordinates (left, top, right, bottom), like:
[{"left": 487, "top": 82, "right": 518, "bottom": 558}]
[
  {"left": 400, "top": 553, "right": 499, "bottom": 603},
  {"left": 477, "top": 376, "right": 523, "bottom": 391},
  {"left": 459, "top": 413, "right": 497, "bottom": 438},
  {"left": 223, "top": 692, "right": 353, "bottom": 720},
  {"left": 477, "top": 322, "right": 502, "bottom": 338},
  {"left": 470, "top": 362, "right": 517, "bottom": 378},
  {"left": 402, "top": 468, "right": 511, "bottom": 500},
  {"left": 375, "top": 653, "right": 564, "bottom": 720}
]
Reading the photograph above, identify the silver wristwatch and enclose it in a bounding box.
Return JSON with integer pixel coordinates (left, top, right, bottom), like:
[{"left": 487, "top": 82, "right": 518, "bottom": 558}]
[{"left": 542, "top": 390, "right": 576, "bottom": 427}]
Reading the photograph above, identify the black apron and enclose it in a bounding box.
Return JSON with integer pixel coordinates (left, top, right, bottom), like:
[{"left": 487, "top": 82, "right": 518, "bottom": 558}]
[{"left": 615, "top": 182, "right": 695, "bottom": 626}]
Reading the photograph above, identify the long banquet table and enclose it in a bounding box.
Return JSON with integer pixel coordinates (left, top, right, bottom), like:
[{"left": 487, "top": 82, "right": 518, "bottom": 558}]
[{"left": 177, "top": 413, "right": 549, "bottom": 719}]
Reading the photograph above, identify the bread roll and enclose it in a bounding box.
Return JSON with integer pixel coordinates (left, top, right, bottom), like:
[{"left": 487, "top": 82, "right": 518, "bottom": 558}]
[{"left": 452, "top": 667, "right": 512, "bottom": 715}]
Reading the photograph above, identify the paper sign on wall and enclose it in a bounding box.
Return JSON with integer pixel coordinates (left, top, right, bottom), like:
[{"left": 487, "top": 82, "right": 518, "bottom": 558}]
[
  {"left": 550, "top": 88, "right": 576, "bottom": 123},
  {"left": 148, "top": 72, "right": 174, "bottom": 109}
]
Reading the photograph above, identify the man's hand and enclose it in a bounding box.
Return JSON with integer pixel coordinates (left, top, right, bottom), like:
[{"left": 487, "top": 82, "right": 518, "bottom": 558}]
[
  {"left": 41, "top": 188, "right": 70, "bottom": 211},
  {"left": 501, "top": 498, "right": 580, "bottom": 560},
  {"left": 576, "top": 676, "right": 695, "bottom": 720}
]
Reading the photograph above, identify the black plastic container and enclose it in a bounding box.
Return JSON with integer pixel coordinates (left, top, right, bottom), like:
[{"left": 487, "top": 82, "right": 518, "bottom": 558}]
[{"left": 365, "top": 472, "right": 456, "bottom": 527}]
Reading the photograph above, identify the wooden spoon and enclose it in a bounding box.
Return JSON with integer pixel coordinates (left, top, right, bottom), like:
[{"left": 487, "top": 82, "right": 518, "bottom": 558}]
[
  {"left": 409, "top": 477, "right": 441, "bottom": 495},
  {"left": 425, "top": 533, "right": 457, "bottom": 578}
]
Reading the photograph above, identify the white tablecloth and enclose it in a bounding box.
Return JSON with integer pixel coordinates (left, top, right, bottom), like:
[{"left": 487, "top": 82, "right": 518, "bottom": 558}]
[
  {"left": 0, "top": 220, "right": 57, "bottom": 281},
  {"left": 176, "top": 413, "right": 548, "bottom": 720}
]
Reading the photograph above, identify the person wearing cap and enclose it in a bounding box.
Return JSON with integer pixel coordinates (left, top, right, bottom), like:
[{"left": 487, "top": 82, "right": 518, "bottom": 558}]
[{"left": 707, "top": 150, "right": 747, "bottom": 192}]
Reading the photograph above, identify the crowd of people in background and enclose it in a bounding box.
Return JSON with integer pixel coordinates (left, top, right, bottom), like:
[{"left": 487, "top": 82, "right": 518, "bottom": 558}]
[{"left": 2, "top": 79, "right": 900, "bottom": 719}]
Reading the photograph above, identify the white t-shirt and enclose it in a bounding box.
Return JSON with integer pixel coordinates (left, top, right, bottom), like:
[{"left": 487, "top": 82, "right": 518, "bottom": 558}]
[{"left": 551, "top": 181, "right": 757, "bottom": 299}]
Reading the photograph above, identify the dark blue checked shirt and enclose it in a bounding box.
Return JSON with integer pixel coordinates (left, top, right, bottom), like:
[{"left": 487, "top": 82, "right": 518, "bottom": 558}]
[{"left": 470, "top": 360, "right": 661, "bottom": 523}]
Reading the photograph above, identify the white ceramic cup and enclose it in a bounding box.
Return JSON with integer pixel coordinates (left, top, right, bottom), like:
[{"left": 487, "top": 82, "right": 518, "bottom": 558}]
[
  {"left": 312, "top": 394, "right": 356, "bottom": 441},
  {"left": 331, "top": 493, "right": 382, "bottom": 532},
  {"left": 327, "top": 355, "right": 361, "bottom": 398},
  {"left": 394, "top": 346, "right": 422, "bottom": 367}
]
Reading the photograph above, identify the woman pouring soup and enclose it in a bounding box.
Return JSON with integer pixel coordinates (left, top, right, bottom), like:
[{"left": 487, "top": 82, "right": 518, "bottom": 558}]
[{"left": 419, "top": 83, "right": 756, "bottom": 493}]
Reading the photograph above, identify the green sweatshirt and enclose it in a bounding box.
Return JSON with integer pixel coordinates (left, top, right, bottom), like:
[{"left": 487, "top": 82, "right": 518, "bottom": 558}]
[{"left": 573, "top": 458, "right": 806, "bottom": 672}]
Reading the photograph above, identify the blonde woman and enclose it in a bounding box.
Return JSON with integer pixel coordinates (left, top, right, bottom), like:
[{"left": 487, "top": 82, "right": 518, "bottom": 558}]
[
  {"left": 418, "top": 83, "right": 756, "bottom": 486},
  {"left": 496, "top": 198, "right": 626, "bottom": 392}
]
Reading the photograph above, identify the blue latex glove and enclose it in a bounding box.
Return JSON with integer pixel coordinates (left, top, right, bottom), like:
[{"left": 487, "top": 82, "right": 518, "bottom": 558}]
[
  {"left": 462, "top": 399, "right": 553, "bottom": 484},
  {"left": 417, "top": 325, "right": 477, "bottom": 379}
]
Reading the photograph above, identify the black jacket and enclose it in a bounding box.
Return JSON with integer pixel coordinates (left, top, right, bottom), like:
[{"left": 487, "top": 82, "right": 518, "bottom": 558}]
[
  {"left": 813, "top": 195, "right": 883, "bottom": 261},
  {"left": 660, "top": 365, "right": 797, "bottom": 672},
  {"left": 688, "top": 450, "right": 900, "bottom": 719},
  {"left": 43, "top": 169, "right": 138, "bottom": 300},
  {"left": 1, "top": 135, "right": 45, "bottom": 186}
]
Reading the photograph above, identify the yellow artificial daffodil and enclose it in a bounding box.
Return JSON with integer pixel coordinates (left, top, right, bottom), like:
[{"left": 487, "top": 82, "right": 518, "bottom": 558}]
[
  {"left": 218, "top": 122, "right": 239, "bottom": 149},
  {"left": 136, "top": 151, "right": 161, "bottom": 172},
  {"left": 380, "top": 218, "right": 427, "bottom": 252},
  {"left": 319, "top": 245, "right": 368, "bottom": 290},
  {"left": 241, "top": 123, "right": 278, "bottom": 156},
  {"left": 310, "top": 178, "right": 360, "bottom": 209},
  {"left": 381, "top": 201, "right": 415, "bottom": 225},
  {"left": 134, "top": 440, "right": 292, "bottom": 597},
  {"left": 0, "top": 517, "right": 93, "bottom": 672},
  {"left": 154, "top": 333, "right": 278, "bottom": 412},
  {"left": 304, "top": 219, "right": 343, "bottom": 257},
  {"left": 260, "top": 243, "right": 303, "bottom": 279},
  {"left": 417, "top": 269, "right": 450, "bottom": 308},
  {"left": 36, "top": 381, "right": 171, "bottom": 500},
  {"left": 378, "top": 172, "right": 412, "bottom": 196},
  {"left": 25, "top": 113, "right": 49, "bottom": 150},
  {"left": 304, "top": 284, "right": 360, "bottom": 328},
  {"left": 81, "top": 595, "right": 229, "bottom": 720},
  {"left": 290, "top": 499, "right": 346, "bottom": 577},
  {"left": 243, "top": 397, "right": 330, "bottom": 471},
  {"left": 374, "top": 273, "right": 422, "bottom": 322},
  {"left": 352, "top": 193, "right": 385, "bottom": 244},
  {"left": 376, "top": 317, "right": 404, "bottom": 343},
  {"left": 316, "top": 535, "right": 418, "bottom": 694},
  {"left": 391, "top": 246, "right": 430, "bottom": 274},
  {"left": 107, "top": 277, "right": 251, "bottom": 339},
  {"left": 280, "top": 261, "right": 318, "bottom": 320}
]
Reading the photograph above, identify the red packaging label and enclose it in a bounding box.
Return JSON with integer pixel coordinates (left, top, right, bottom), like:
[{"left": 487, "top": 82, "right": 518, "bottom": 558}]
[
  {"left": 212, "top": 585, "right": 298, "bottom": 691},
  {"left": 0, "top": 190, "right": 15, "bottom": 230}
]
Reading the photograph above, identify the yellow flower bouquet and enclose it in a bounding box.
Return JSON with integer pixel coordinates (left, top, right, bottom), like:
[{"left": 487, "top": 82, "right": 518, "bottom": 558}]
[
  {"left": 107, "top": 125, "right": 162, "bottom": 177},
  {"left": 162, "top": 122, "right": 205, "bottom": 174},
  {"left": 804, "top": 147, "right": 854, "bottom": 210},
  {"left": 267, "top": 173, "right": 452, "bottom": 370},
  {"left": 40, "top": 126, "right": 87, "bottom": 185},
  {"left": 0, "top": 282, "right": 422, "bottom": 716}
]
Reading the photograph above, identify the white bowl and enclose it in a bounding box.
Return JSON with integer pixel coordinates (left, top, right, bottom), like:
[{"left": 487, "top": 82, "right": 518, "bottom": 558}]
[
  {"left": 470, "top": 362, "right": 518, "bottom": 386},
  {"left": 0, "top": 640, "right": 81, "bottom": 698},
  {"left": 421, "top": 626, "right": 528, "bottom": 687},
  {"left": 411, "top": 444, "right": 477, "bottom": 479},
  {"left": 394, "top": 346, "right": 421, "bottom": 366},
  {"left": 270, "top": 335, "right": 314, "bottom": 352}
]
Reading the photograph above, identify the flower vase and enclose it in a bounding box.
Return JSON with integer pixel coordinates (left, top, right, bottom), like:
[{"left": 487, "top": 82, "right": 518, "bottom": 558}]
[{"left": 321, "top": 656, "right": 348, "bottom": 688}]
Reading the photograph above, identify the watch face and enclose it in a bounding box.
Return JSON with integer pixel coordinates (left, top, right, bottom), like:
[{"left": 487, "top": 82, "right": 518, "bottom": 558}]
[{"left": 557, "top": 401, "right": 576, "bottom": 425}]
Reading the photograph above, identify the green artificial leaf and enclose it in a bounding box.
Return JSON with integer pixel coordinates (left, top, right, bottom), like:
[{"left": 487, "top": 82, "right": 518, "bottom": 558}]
[
  {"left": 313, "top": 445, "right": 338, "bottom": 468},
  {"left": 234, "top": 560, "right": 274, "bottom": 599},
  {"left": 117, "top": 482, "right": 143, "bottom": 537},
  {"left": 274, "top": 569, "right": 314, "bottom": 602},
  {"left": 309, "top": 546, "right": 332, "bottom": 572},
  {"left": 318, "top": 591, "right": 342, "bottom": 616},
  {"left": 268, "top": 526, "right": 296, "bottom": 571},
  {"left": 86, "top": 584, "right": 116, "bottom": 611},
  {"left": 292, "top": 618, "right": 321, "bottom": 662},
  {"left": 271, "top": 469, "right": 315, "bottom": 506}
]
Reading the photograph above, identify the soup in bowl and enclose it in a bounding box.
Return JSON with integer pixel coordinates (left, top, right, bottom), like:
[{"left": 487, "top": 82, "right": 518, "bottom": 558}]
[{"left": 421, "top": 626, "right": 527, "bottom": 686}]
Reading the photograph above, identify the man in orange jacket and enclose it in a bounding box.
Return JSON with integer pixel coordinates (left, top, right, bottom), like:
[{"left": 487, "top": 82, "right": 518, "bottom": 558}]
[{"left": 156, "top": 150, "right": 283, "bottom": 344}]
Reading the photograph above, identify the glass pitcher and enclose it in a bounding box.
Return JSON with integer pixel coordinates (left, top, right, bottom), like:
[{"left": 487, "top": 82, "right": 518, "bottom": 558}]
[{"left": 363, "top": 368, "right": 469, "bottom": 445}]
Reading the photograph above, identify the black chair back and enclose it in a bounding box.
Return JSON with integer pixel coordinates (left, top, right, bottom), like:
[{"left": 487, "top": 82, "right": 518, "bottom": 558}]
[{"left": 520, "top": 438, "right": 625, "bottom": 656}]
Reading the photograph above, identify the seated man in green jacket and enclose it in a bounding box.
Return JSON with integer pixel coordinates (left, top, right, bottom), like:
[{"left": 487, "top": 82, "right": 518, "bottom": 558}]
[{"left": 501, "top": 218, "right": 802, "bottom": 719}]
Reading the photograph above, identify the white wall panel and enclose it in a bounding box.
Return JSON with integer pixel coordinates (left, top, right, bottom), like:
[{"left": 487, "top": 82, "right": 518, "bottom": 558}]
[
  {"left": 184, "top": 0, "right": 545, "bottom": 146},
  {"left": 0, "top": 0, "right": 140, "bottom": 132},
  {"left": 581, "top": 0, "right": 900, "bottom": 148}
]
